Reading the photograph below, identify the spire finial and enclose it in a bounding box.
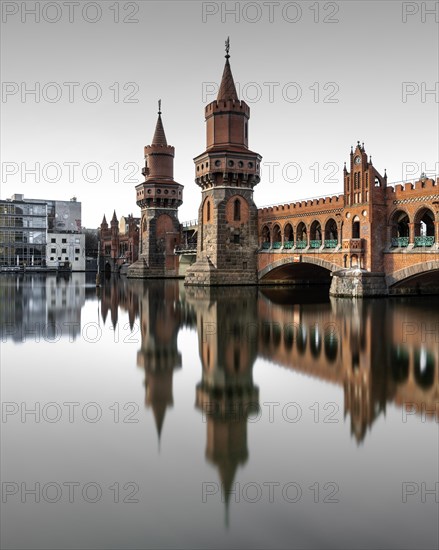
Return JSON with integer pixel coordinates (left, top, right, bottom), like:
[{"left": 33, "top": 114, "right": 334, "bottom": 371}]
[
  {"left": 158, "top": 99, "right": 161, "bottom": 115},
  {"left": 225, "top": 36, "right": 230, "bottom": 59}
]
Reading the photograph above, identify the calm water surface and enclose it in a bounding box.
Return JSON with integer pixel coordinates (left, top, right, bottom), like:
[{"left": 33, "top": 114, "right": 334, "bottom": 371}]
[{"left": 1, "top": 274, "right": 438, "bottom": 550}]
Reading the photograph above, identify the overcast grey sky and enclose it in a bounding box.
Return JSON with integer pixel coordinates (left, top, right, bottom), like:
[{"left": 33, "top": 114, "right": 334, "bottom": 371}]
[{"left": 1, "top": 0, "right": 438, "bottom": 227}]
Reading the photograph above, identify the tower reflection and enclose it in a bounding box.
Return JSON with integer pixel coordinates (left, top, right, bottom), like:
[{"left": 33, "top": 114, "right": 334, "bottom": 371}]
[
  {"left": 130, "top": 279, "right": 182, "bottom": 443},
  {"left": 186, "top": 287, "right": 259, "bottom": 524}
]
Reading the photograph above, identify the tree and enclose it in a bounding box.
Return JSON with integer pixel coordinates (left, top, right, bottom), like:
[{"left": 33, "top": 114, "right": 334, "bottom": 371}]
[{"left": 82, "top": 228, "right": 99, "bottom": 257}]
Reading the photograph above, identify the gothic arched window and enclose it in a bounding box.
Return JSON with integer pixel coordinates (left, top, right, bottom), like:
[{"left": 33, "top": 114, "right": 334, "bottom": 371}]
[{"left": 234, "top": 199, "right": 241, "bottom": 221}]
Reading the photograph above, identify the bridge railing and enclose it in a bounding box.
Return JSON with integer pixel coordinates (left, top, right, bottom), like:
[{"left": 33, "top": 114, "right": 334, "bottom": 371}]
[{"left": 414, "top": 236, "right": 435, "bottom": 247}]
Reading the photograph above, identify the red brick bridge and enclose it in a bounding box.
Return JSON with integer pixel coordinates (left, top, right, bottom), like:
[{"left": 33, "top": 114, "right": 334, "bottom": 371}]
[{"left": 256, "top": 144, "right": 439, "bottom": 295}]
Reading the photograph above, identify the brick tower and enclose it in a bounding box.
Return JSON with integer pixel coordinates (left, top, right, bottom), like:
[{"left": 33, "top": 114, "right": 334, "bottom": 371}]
[
  {"left": 185, "top": 39, "right": 262, "bottom": 286},
  {"left": 127, "top": 102, "right": 183, "bottom": 278},
  {"left": 330, "top": 141, "right": 389, "bottom": 296}
]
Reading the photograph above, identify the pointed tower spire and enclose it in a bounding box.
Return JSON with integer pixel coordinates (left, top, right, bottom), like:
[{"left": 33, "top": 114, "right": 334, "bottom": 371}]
[
  {"left": 217, "top": 37, "right": 239, "bottom": 101},
  {"left": 111, "top": 210, "right": 118, "bottom": 224},
  {"left": 151, "top": 99, "right": 168, "bottom": 146},
  {"left": 101, "top": 214, "right": 107, "bottom": 227}
]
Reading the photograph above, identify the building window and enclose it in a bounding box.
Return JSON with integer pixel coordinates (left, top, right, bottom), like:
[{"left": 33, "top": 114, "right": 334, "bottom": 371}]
[
  {"left": 75, "top": 248, "right": 80, "bottom": 253},
  {"left": 65, "top": 257, "right": 69, "bottom": 260},
  {"left": 50, "top": 257, "right": 54, "bottom": 261},
  {"left": 51, "top": 248, "right": 56, "bottom": 253},
  {"left": 58, "top": 257, "right": 61, "bottom": 260},
  {"left": 75, "top": 257, "right": 78, "bottom": 261},
  {"left": 206, "top": 201, "right": 211, "bottom": 222},
  {"left": 352, "top": 218, "right": 360, "bottom": 239},
  {"left": 51, "top": 238, "right": 56, "bottom": 243},
  {"left": 233, "top": 199, "right": 241, "bottom": 221},
  {"left": 233, "top": 234, "right": 240, "bottom": 244},
  {"left": 62, "top": 248, "right": 67, "bottom": 253},
  {"left": 62, "top": 238, "right": 67, "bottom": 243}
]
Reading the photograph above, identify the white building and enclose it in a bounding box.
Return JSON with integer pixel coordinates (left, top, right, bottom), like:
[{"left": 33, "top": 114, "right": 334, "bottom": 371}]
[{"left": 46, "top": 233, "right": 86, "bottom": 271}]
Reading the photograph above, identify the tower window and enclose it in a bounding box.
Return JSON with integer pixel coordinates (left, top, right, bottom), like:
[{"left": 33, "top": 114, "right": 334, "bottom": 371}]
[
  {"left": 233, "top": 199, "right": 241, "bottom": 221},
  {"left": 352, "top": 218, "right": 360, "bottom": 239},
  {"left": 245, "top": 123, "right": 248, "bottom": 139},
  {"left": 233, "top": 234, "right": 240, "bottom": 244},
  {"left": 206, "top": 200, "right": 211, "bottom": 222}
]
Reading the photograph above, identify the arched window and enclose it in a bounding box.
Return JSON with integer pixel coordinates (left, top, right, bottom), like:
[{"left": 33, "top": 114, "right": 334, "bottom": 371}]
[
  {"left": 352, "top": 216, "right": 360, "bottom": 239},
  {"left": 233, "top": 199, "right": 241, "bottom": 221},
  {"left": 414, "top": 207, "right": 435, "bottom": 246},
  {"left": 206, "top": 200, "right": 211, "bottom": 222},
  {"left": 296, "top": 222, "right": 307, "bottom": 248},
  {"left": 390, "top": 210, "right": 410, "bottom": 247},
  {"left": 310, "top": 220, "right": 322, "bottom": 248},
  {"left": 284, "top": 223, "right": 293, "bottom": 248},
  {"left": 261, "top": 226, "right": 270, "bottom": 248},
  {"left": 324, "top": 219, "right": 338, "bottom": 248}
]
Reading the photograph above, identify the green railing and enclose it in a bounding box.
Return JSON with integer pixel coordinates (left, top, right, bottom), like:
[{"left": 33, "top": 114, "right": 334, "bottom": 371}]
[
  {"left": 262, "top": 242, "right": 270, "bottom": 249},
  {"left": 296, "top": 240, "right": 307, "bottom": 249},
  {"left": 272, "top": 241, "right": 282, "bottom": 249},
  {"left": 391, "top": 237, "right": 409, "bottom": 248},
  {"left": 414, "top": 236, "right": 435, "bottom": 247},
  {"left": 284, "top": 241, "right": 294, "bottom": 249},
  {"left": 310, "top": 240, "right": 322, "bottom": 249},
  {"left": 324, "top": 239, "right": 338, "bottom": 248}
]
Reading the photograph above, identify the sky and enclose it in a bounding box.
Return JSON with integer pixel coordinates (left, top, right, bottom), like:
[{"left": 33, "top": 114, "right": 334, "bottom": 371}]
[{"left": 1, "top": 0, "right": 438, "bottom": 227}]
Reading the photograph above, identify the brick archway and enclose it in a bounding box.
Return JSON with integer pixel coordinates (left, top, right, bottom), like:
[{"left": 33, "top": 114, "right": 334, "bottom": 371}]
[
  {"left": 386, "top": 260, "right": 439, "bottom": 287},
  {"left": 258, "top": 256, "right": 340, "bottom": 280}
]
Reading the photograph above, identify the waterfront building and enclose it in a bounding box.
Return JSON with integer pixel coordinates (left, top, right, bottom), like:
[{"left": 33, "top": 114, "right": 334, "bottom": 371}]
[{"left": 0, "top": 194, "right": 85, "bottom": 271}]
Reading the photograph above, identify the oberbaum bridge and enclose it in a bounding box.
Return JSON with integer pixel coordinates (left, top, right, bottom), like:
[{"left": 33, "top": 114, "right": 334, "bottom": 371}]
[{"left": 101, "top": 41, "right": 439, "bottom": 297}]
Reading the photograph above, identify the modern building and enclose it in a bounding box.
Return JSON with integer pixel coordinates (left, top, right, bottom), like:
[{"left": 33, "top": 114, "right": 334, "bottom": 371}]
[
  {"left": 0, "top": 194, "right": 47, "bottom": 268},
  {"left": 0, "top": 194, "right": 85, "bottom": 271},
  {"left": 46, "top": 232, "right": 85, "bottom": 271}
]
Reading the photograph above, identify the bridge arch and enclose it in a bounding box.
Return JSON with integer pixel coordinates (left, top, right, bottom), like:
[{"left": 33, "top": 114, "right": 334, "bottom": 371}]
[
  {"left": 386, "top": 260, "right": 439, "bottom": 287},
  {"left": 258, "top": 256, "right": 341, "bottom": 281}
]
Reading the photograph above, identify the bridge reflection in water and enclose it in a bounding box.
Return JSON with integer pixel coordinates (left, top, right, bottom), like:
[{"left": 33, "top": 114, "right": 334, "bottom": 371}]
[
  {"left": 1, "top": 273, "right": 437, "bottom": 542},
  {"left": 95, "top": 277, "right": 438, "bottom": 521}
]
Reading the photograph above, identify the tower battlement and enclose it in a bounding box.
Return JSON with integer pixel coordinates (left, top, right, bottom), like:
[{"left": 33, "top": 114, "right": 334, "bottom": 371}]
[{"left": 205, "top": 100, "right": 250, "bottom": 116}]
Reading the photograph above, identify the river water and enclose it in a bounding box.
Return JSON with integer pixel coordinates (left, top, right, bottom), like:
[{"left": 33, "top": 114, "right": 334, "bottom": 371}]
[{"left": 1, "top": 274, "right": 438, "bottom": 549}]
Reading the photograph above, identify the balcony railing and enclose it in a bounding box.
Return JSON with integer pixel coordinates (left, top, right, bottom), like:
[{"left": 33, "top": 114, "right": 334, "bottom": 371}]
[
  {"left": 324, "top": 239, "right": 338, "bottom": 248},
  {"left": 414, "top": 236, "right": 435, "bottom": 247},
  {"left": 272, "top": 241, "right": 282, "bottom": 249},
  {"left": 309, "top": 240, "right": 322, "bottom": 249},
  {"left": 296, "top": 240, "right": 307, "bottom": 249},
  {"left": 262, "top": 242, "right": 271, "bottom": 249},
  {"left": 391, "top": 237, "right": 409, "bottom": 248},
  {"left": 284, "top": 241, "right": 294, "bottom": 249},
  {"left": 342, "top": 239, "right": 363, "bottom": 252}
]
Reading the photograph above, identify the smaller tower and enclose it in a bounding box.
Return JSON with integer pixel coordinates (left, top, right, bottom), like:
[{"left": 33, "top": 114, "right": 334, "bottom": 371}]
[
  {"left": 128, "top": 102, "right": 184, "bottom": 278},
  {"left": 107, "top": 210, "right": 119, "bottom": 272}
]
